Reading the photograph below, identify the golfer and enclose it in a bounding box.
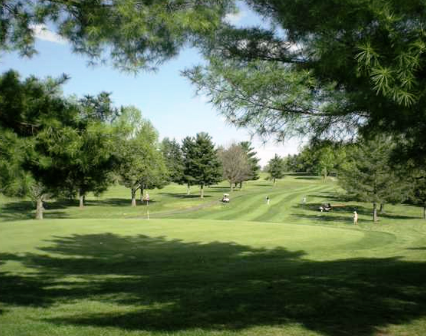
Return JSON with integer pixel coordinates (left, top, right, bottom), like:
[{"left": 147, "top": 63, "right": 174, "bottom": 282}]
[{"left": 353, "top": 211, "right": 358, "bottom": 224}]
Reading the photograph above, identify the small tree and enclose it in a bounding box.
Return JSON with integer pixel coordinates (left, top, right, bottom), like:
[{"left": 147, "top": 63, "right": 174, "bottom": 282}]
[
  {"left": 113, "top": 106, "right": 160, "bottom": 206},
  {"left": 184, "top": 133, "right": 222, "bottom": 198},
  {"left": 267, "top": 154, "right": 285, "bottom": 185},
  {"left": 238, "top": 141, "right": 261, "bottom": 187},
  {"left": 138, "top": 149, "right": 169, "bottom": 202},
  {"left": 219, "top": 143, "right": 251, "bottom": 192},
  {"left": 339, "top": 138, "right": 409, "bottom": 222},
  {"left": 181, "top": 136, "right": 197, "bottom": 195},
  {"left": 161, "top": 137, "right": 184, "bottom": 184}
]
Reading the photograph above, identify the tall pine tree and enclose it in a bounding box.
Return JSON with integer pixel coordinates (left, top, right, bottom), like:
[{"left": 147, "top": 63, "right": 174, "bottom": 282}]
[
  {"left": 267, "top": 154, "right": 285, "bottom": 185},
  {"left": 161, "top": 137, "right": 184, "bottom": 184},
  {"left": 184, "top": 133, "right": 222, "bottom": 198},
  {"left": 239, "top": 141, "right": 261, "bottom": 187},
  {"left": 339, "top": 137, "right": 409, "bottom": 222}
]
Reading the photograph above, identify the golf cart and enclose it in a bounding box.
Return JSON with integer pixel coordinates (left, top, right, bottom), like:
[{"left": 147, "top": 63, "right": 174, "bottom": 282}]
[
  {"left": 319, "top": 203, "right": 332, "bottom": 212},
  {"left": 222, "top": 193, "right": 230, "bottom": 203}
]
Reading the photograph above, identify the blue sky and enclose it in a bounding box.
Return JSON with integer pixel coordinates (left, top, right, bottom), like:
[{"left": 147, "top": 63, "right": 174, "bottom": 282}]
[{"left": 0, "top": 4, "right": 302, "bottom": 166}]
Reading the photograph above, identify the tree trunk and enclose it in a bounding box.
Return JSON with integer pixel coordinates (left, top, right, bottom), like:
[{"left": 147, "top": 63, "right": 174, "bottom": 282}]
[
  {"left": 239, "top": 181, "right": 243, "bottom": 189},
  {"left": 79, "top": 189, "right": 85, "bottom": 208},
  {"left": 140, "top": 185, "right": 144, "bottom": 202},
  {"left": 273, "top": 178, "right": 276, "bottom": 186},
  {"left": 373, "top": 202, "right": 378, "bottom": 222},
  {"left": 131, "top": 188, "right": 137, "bottom": 207},
  {"left": 423, "top": 205, "right": 426, "bottom": 220},
  {"left": 230, "top": 182, "right": 234, "bottom": 192},
  {"left": 187, "top": 184, "right": 191, "bottom": 195},
  {"left": 35, "top": 197, "right": 44, "bottom": 220},
  {"left": 200, "top": 184, "right": 204, "bottom": 198},
  {"left": 379, "top": 203, "right": 385, "bottom": 214}
]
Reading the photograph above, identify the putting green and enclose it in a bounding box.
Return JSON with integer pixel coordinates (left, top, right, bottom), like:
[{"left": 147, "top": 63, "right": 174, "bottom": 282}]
[{"left": 0, "top": 218, "right": 396, "bottom": 260}]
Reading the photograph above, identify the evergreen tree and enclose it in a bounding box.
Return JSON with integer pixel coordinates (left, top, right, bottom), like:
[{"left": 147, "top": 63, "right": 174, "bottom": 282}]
[
  {"left": 181, "top": 136, "right": 197, "bottom": 195},
  {"left": 161, "top": 137, "right": 184, "bottom": 184},
  {"left": 339, "top": 137, "right": 409, "bottom": 222},
  {"left": 0, "top": 1, "right": 233, "bottom": 71},
  {"left": 184, "top": 0, "right": 426, "bottom": 161},
  {"left": 184, "top": 133, "right": 222, "bottom": 198},
  {"left": 0, "top": 70, "right": 80, "bottom": 219},
  {"left": 64, "top": 93, "right": 119, "bottom": 208},
  {"left": 239, "top": 141, "right": 261, "bottom": 187},
  {"left": 267, "top": 154, "right": 285, "bottom": 185}
]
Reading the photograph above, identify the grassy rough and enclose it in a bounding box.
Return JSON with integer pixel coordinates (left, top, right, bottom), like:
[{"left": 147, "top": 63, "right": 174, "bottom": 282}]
[{"left": 1, "top": 175, "right": 426, "bottom": 336}]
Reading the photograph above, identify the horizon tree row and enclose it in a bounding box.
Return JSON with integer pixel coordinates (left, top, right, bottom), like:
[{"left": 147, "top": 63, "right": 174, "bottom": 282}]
[
  {"left": 162, "top": 138, "right": 261, "bottom": 195},
  {"left": 0, "top": 71, "right": 260, "bottom": 219}
]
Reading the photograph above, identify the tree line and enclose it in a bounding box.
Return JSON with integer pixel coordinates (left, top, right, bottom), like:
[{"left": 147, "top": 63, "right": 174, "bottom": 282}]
[
  {"left": 0, "top": 71, "right": 261, "bottom": 219},
  {"left": 265, "top": 138, "right": 426, "bottom": 222}
]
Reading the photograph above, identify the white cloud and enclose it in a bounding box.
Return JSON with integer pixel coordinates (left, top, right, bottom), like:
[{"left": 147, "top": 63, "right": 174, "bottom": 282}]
[
  {"left": 30, "top": 24, "right": 67, "bottom": 45},
  {"left": 225, "top": 11, "right": 246, "bottom": 25}
]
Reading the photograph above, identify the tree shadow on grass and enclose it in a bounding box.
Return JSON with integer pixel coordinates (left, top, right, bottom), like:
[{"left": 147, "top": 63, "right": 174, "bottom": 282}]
[
  {"left": 0, "top": 200, "right": 69, "bottom": 221},
  {"left": 252, "top": 182, "right": 272, "bottom": 187},
  {"left": 294, "top": 203, "right": 418, "bottom": 223},
  {"left": 307, "top": 193, "right": 346, "bottom": 202},
  {"left": 208, "top": 186, "right": 232, "bottom": 191},
  {"left": 295, "top": 203, "right": 370, "bottom": 215},
  {"left": 295, "top": 176, "right": 322, "bottom": 180},
  {"left": 84, "top": 198, "right": 158, "bottom": 207},
  {"left": 1, "top": 234, "right": 426, "bottom": 335},
  {"left": 159, "top": 193, "right": 212, "bottom": 199}
]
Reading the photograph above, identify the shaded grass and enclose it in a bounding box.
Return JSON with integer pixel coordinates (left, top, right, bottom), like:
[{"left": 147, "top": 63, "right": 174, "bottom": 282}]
[{"left": 0, "top": 219, "right": 425, "bottom": 336}]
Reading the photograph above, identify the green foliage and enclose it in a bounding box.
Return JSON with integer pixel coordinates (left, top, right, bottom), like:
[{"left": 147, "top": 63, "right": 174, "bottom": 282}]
[
  {"left": 63, "top": 94, "right": 119, "bottom": 204},
  {"left": 1, "top": 0, "right": 234, "bottom": 71},
  {"left": 184, "top": 57, "right": 335, "bottom": 142},
  {"left": 283, "top": 142, "right": 346, "bottom": 177},
  {"left": 0, "top": 130, "right": 31, "bottom": 197},
  {"left": 267, "top": 154, "right": 285, "bottom": 184},
  {"left": 338, "top": 137, "right": 409, "bottom": 221},
  {"left": 181, "top": 136, "right": 198, "bottom": 188},
  {"left": 181, "top": 133, "right": 222, "bottom": 197},
  {"left": 239, "top": 141, "right": 260, "bottom": 182},
  {"left": 5, "top": 0, "right": 426, "bottom": 159},
  {"left": 161, "top": 137, "right": 184, "bottom": 184},
  {"left": 218, "top": 143, "right": 251, "bottom": 191},
  {"left": 113, "top": 106, "right": 163, "bottom": 205},
  {"left": 183, "top": 0, "right": 426, "bottom": 159},
  {"left": 138, "top": 148, "right": 169, "bottom": 195},
  {"left": 0, "top": 71, "right": 77, "bottom": 201}
]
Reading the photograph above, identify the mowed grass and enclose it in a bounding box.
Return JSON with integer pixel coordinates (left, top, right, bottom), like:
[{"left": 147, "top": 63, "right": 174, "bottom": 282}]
[{"left": 1, "top": 175, "right": 426, "bottom": 336}]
